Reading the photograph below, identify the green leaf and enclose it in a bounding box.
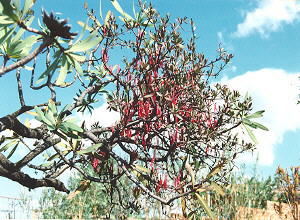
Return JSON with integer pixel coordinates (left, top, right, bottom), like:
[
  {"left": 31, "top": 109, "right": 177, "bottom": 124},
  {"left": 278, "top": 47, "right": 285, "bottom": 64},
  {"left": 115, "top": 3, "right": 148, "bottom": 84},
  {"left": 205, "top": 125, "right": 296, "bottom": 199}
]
[
  {"left": 0, "top": 15, "right": 14, "bottom": 24},
  {"left": 67, "top": 32, "right": 102, "bottom": 53},
  {"left": 34, "top": 106, "right": 53, "bottom": 126},
  {"left": 36, "top": 54, "right": 61, "bottom": 84},
  {"left": 245, "top": 110, "right": 265, "bottom": 119},
  {"left": 104, "top": 10, "right": 111, "bottom": 26},
  {"left": 48, "top": 100, "right": 57, "bottom": 117},
  {"left": 9, "top": 35, "right": 38, "bottom": 58},
  {"left": 0, "top": 26, "right": 16, "bottom": 46},
  {"left": 77, "top": 20, "right": 93, "bottom": 32},
  {"left": 22, "top": 0, "right": 34, "bottom": 17},
  {"left": 40, "top": 161, "right": 54, "bottom": 167},
  {"left": 55, "top": 55, "right": 69, "bottom": 85},
  {"left": 47, "top": 150, "right": 68, "bottom": 161},
  {"left": 134, "top": 165, "right": 151, "bottom": 174},
  {"left": 251, "top": 121, "right": 269, "bottom": 131},
  {"left": 44, "top": 111, "right": 56, "bottom": 130},
  {"left": 0, "top": 0, "right": 19, "bottom": 21},
  {"left": 13, "top": 16, "right": 34, "bottom": 41},
  {"left": 243, "top": 118, "right": 269, "bottom": 131},
  {"left": 195, "top": 193, "right": 216, "bottom": 219},
  {"left": 0, "top": 140, "right": 18, "bottom": 152},
  {"left": 210, "top": 182, "right": 225, "bottom": 196},
  {"left": 243, "top": 123, "right": 258, "bottom": 144},
  {"left": 77, "top": 143, "right": 102, "bottom": 155},
  {"left": 7, "top": 141, "right": 19, "bottom": 159},
  {"left": 67, "top": 52, "right": 86, "bottom": 63},
  {"left": 61, "top": 121, "right": 83, "bottom": 132},
  {"left": 206, "top": 163, "right": 223, "bottom": 180},
  {"left": 72, "top": 58, "right": 83, "bottom": 74},
  {"left": 111, "top": 0, "right": 133, "bottom": 21}
]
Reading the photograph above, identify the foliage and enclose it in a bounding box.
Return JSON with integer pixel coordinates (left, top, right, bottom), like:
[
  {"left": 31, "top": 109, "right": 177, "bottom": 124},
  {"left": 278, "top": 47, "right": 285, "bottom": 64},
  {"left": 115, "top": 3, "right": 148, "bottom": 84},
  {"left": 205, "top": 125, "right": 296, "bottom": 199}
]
[
  {"left": 275, "top": 166, "right": 300, "bottom": 220},
  {"left": 190, "top": 166, "right": 277, "bottom": 219},
  {"left": 39, "top": 167, "right": 138, "bottom": 219},
  {"left": 0, "top": 0, "right": 267, "bottom": 214}
]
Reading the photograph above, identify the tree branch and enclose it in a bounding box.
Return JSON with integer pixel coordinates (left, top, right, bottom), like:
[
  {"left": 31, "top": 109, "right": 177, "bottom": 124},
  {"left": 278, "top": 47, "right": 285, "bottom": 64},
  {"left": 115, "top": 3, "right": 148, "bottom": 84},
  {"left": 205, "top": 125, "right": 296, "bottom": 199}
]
[
  {"left": 0, "top": 38, "right": 53, "bottom": 77},
  {"left": 15, "top": 137, "right": 60, "bottom": 170},
  {"left": 0, "top": 115, "right": 44, "bottom": 138},
  {"left": 0, "top": 164, "right": 69, "bottom": 193}
]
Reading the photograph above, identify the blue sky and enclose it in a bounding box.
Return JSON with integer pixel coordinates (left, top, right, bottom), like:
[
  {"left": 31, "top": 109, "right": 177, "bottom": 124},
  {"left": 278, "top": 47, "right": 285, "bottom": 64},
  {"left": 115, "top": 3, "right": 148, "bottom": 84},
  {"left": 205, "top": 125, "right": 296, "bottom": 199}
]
[{"left": 1, "top": 0, "right": 300, "bottom": 212}]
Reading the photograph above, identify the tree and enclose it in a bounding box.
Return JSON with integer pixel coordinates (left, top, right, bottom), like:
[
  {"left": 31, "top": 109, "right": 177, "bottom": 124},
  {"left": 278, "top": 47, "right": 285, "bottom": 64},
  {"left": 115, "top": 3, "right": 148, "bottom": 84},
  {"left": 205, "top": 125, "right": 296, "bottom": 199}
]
[
  {"left": 0, "top": 0, "right": 267, "bottom": 214},
  {"left": 39, "top": 166, "right": 136, "bottom": 219}
]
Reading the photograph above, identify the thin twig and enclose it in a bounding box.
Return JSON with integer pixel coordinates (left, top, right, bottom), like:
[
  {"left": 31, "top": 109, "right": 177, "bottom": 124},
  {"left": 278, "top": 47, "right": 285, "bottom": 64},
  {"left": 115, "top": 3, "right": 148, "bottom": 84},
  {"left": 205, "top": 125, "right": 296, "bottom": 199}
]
[{"left": 16, "top": 68, "right": 25, "bottom": 106}]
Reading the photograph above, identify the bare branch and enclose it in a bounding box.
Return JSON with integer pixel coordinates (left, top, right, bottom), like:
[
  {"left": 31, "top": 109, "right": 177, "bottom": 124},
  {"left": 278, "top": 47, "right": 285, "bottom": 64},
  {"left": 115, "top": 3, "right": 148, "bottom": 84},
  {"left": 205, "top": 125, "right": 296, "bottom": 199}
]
[{"left": 0, "top": 164, "right": 69, "bottom": 193}]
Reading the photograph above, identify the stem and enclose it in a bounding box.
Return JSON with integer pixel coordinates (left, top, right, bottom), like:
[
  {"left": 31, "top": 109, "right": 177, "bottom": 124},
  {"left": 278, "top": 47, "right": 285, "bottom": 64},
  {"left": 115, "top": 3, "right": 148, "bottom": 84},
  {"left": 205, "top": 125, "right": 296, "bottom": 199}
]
[{"left": 0, "top": 38, "right": 52, "bottom": 77}]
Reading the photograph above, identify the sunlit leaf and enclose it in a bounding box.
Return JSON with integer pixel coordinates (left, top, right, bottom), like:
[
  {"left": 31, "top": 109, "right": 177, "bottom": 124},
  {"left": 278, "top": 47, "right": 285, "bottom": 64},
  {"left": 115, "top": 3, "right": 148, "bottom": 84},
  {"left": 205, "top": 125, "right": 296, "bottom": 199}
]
[
  {"left": 0, "top": 0, "right": 19, "bottom": 21},
  {"left": 66, "top": 31, "right": 102, "bottom": 53},
  {"left": 0, "top": 140, "right": 18, "bottom": 152},
  {"left": 0, "top": 15, "right": 14, "bottom": 24},
  {"left": 34, "top": 106, "right": 53, "bottom": 127},
  {"left": 134, "top": 165, "right": 150, "bottom": 174},
  {"left": 61, "top": 121, "right": 83, "bottom": 133},
  {"left": 111, "top": 0, "right": 133, "bottom": 21},
  {"left": 195, "top": 193, "right": 216, "bottom": 219},
  {"left": 243, "top": 124, "right": 258, "bottom": 144},
  {"left": 245, "top": 110, "right": 265, "bottom": 119},
  {"left": 77, "top": 20, "right": 93, "bottom": 32},
  {"left": 48, "top": 99, "right": 57, "bottom": 117},
  {"left": 67, "top": 180, "right": 91, "bottom": 200},
  {"left": 55, "top": 55, "right": 69, "bottom": 85},
  {"left": 0, "top": 26, "right": 16, "bottom": 46},
  {"left": 36, "top": 54, "right": 61, "bottom": 84},
  {"left": 22, "top": 0, "right": 34, "bottom": 17},
  {"left": 206, "top": 163, "right": 224, "bottom": 180},
  {"left": 210, "top": 181, "right": 225, "bottom": 196},
  {"left": 77, "top": 143, "right": 102, "bottom": 155},
  {"left": 47, "top": 150, "right": 68, "bottom": 161}
]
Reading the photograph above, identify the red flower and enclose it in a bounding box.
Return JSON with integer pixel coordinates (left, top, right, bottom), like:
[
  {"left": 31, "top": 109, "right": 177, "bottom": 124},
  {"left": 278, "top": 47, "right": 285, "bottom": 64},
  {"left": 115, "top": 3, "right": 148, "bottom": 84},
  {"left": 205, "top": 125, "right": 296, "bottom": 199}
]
[
  {"left": 125, "top": 129, "right": 132, "bottom": 138},
  {"left": 163, "top": 174, "right": 168, "bottom": 189},
  {"left": 174, "top": 172, "right": 182, "bottom": 189},
  {"left": 91, "top": 158, "right": 99, "bottom": 170},
  {"left": 156, "top": 178, "right": 163, "bottom": 192},
  {"left": 156, "top": 105, "right": 162, "bottom": 117}
]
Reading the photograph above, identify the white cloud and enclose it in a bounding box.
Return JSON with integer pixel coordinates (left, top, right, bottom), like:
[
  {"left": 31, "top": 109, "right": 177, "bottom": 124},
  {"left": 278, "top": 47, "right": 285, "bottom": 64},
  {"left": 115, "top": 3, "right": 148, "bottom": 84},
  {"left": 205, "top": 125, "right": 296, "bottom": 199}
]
[
  {"left": 234, "top": 0, "right": 300, "bottom": 38},
  {"left": 221, "top": 68, "right": 300, "bottom": 165},
  {"left": 79, "top": 102, "right": 120, "bottom": 128}
]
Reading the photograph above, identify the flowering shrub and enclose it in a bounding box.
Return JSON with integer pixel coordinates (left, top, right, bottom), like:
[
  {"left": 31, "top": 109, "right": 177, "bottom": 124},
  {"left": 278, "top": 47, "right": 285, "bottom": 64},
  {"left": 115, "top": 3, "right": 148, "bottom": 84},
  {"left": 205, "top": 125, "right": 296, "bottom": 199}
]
[{"left": 0, "top": 0, "right": 267, "bottom": 215}]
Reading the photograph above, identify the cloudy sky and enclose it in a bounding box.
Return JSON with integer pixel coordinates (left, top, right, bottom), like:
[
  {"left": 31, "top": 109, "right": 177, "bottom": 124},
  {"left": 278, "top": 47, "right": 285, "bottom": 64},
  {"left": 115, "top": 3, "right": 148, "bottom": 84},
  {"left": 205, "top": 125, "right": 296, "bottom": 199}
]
[{"left": 0, "top": 0, "right": 300, "bottom": 211}]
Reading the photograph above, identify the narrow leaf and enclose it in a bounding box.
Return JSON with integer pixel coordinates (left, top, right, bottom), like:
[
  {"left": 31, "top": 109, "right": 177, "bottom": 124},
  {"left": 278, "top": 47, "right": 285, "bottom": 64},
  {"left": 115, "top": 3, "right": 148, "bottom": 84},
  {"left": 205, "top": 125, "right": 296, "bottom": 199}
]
[
  {"left": 243, "top": 124, "right": 258, "bottom": 144},
  {"left": 55, "top": 55, "right": 68, "bottom": 85},
  {"left": 195, "top": 193, "right": 216, "bottom": 219},
  {"left": 67, "top": 180, "right": 91, "bottom": 200},
  {"left": 206, "top": 163, "right": 223, "bottom": 180},
  {"left": 134, "top": 165, "right": 150, "bottom": 174},
  {"left": 7, "top": 141, "right": 19, "bottom": 159},
  {"left": 62, "top": 121, "right": 83, "bottom": 133},
  {"left": 77, "top": 143, "right": 102, "bottom": 155},
  {"left": 245, "top": 110, "right": 265, "bottom": 119},
  {"left": 22, "top": 0, "right": 34, "bottom": 17},
  {"left": 67, "top": 32, "right": 102, "bottom": 53},
  {"left": 111, "top": 0, "right": 133, "bottom": 20},
  {"left": 34, "top": 106, "right": 53, "bottom": 126},
  {"left": 36, "top": 55, "right": 61, "bottom": 84},
  {"left": 210, "top": 182, "right": 225, "bottom": 196},
  {"left": 0, "top": 140, "right": 17, "bottom": 152}
]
